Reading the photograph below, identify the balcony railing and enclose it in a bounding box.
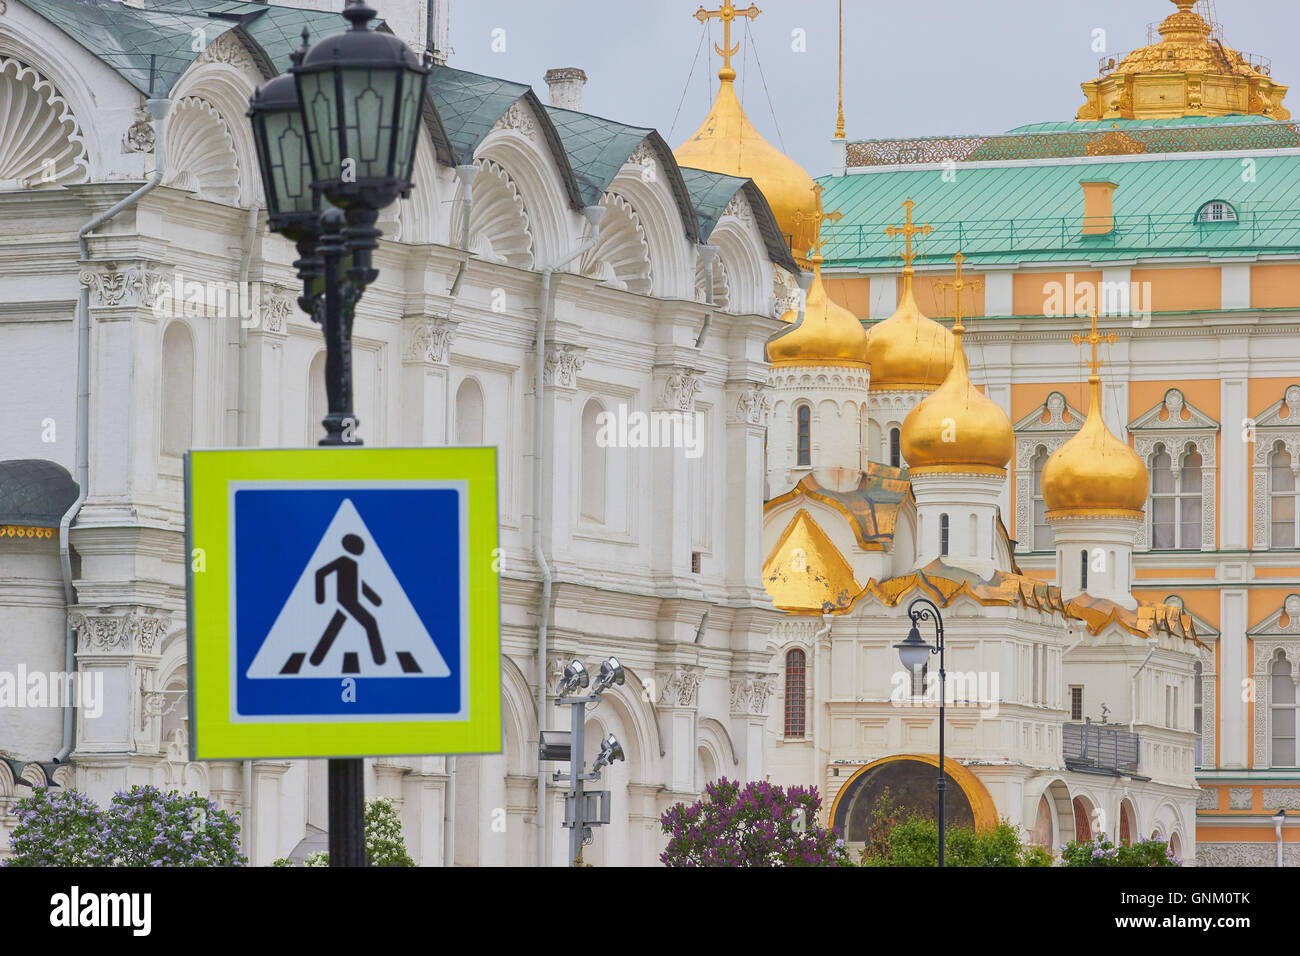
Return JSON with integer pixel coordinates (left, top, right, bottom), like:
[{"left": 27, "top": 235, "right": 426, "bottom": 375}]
[
  {"left": 821, "top": 209, "right": 1300, "bottom": 266},
  {"left": 1063, "top": 721, "right": 1140, "bottom": 774}
]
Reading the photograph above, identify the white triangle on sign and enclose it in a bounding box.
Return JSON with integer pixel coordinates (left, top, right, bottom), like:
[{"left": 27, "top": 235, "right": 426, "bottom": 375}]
[{"left": 245, "top": 498, "right": 451, "bottom": 679}]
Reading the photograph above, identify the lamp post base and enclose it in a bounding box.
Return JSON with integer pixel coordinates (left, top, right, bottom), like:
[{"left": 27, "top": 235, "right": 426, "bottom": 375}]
[{"left": 328, "top": 757, "right": 366, "bottom": 866}]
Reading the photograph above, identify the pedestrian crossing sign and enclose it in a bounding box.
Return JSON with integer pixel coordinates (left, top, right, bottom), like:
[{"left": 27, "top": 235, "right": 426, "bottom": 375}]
[{"left": 184, "top": 447, "right": 500, "bottom": 760}]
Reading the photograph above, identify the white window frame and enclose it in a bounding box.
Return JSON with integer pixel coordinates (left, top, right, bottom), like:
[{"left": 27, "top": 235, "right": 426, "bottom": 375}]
[
  {"left": 1197, "top": 200, "right": 1238, "bottom": 223},
  {"left": 1249, "top": 595, "right": 1300, "bottom": 769},
  {"left": 1253, "top": 387, "right": 1300, "bottom": 550},
  {"left": 1130, "top": 388, "right": 1218, "bottom": 553},
  {"left": 1013, "top": 391, "right": 1083, "bottom": 554}
]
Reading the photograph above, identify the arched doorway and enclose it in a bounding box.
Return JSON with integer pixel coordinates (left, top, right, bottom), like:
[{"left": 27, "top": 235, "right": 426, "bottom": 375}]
[
  {"left": 1118, "top": 799, "right": 1136, "bottom": 845},
  {"left": 829, "top": 755, "right": 999, "bottom": 843},
  {"left": 1031, "top": 795, "right": 1054, "bottom": 847},
  {"left": 1072, "top": 797, "right": 1094, "bottom": 842}
]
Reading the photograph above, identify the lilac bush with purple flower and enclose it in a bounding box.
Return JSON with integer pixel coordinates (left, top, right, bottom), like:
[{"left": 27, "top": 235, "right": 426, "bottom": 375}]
[
  {"left": 5, "top": 785, "right": 244, "bottom": 867},
  {"left": 660, "top": 777, "right": 850, "bottom": 867},
  {"left": 1060, "top": 833, "right": 1178, "bottom": 867}
]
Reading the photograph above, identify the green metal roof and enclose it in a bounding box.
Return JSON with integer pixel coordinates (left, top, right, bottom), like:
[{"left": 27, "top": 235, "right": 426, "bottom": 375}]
[
  {"left": 428, "top": 65, "right": 582, "bottom": 207},
  {"left": 678, "top": 167, "right": 799, "bottom": 274},
  {"left": 819, "top": 154, "right": 1300, "bottom": 268},
  {"left": 545, "top": 106, "right": 699, "bottom": 242},
  {"left": 1007, "top": 115, "right": 1283, "bottom": 134}
]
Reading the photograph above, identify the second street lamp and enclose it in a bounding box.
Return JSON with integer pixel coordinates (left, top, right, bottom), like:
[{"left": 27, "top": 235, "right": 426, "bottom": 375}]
[
  {"left": 247, "top": 0, "right": 428, "bottom": 866},
  {"left": 895, "top": 596, "right": 948, "bottom": 866}
]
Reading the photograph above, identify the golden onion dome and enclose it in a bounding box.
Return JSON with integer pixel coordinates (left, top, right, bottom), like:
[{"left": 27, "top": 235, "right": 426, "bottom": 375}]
[
  {"left": 900, "top": 314, "right": 1012, "bottom": 476},
  {"left": 766, "top": 254, "right": 869, "bottom": 367},
  {"left": 866, "top": 269, "right": 955, "bottom": 392},
  {"left": 674, "top": 67, "right": 819, "bottom": 266},
  {"left": 1042, "top": 375, "right": 1149, "bottom": 517}
]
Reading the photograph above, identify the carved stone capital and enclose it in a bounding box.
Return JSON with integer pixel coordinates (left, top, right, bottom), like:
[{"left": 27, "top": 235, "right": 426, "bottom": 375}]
[
  {"left": 402, "top": 314, "right": 457, "bottom": 365},
  {"left": 658, "top": 366, "right": 703, "bottom": 412},
  {"left": 729, "top": 674, "right": 775, "bottom": 716},
  {"left": 79, "top": 261, "right": 168, "bottom": 310},
  {"left": 543, "top": 344, "right": 585, "bottom": 389},
  {"left": 656, "top": 667, "right": 704, "bottom": 708},
  {"left": 70, "top": 607, "right": 172, "bottom": 655},
  {"left": 729, "top": 385, "right": 772, "bottom": 426},
  {"left": 258, "top": 284, "right": 294, "bottom": 335}
]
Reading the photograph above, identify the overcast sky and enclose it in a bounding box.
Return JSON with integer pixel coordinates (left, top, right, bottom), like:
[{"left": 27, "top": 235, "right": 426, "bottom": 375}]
[{"left": 447, "top": 0, "right": 1300, "bottom": 175}]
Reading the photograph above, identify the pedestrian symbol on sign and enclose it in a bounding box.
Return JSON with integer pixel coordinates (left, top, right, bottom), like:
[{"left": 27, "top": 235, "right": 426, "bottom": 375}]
[{"left": 245, "top": 498, "right": 450, "bottom": 680}]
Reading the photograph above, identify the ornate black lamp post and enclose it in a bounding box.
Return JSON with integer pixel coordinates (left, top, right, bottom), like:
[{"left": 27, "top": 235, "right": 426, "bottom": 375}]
[
  {"left": 894, "top": 597, "right": 947, "bottom": 866},
  {"left": 247, "top": 0, "right": 428, "bottom": 866}
]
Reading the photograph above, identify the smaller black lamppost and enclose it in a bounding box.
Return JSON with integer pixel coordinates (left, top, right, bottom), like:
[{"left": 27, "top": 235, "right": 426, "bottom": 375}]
[
  {"left": 895, "top": 596, "right": 947, "bottom": 866},
  {"left": 247, "top": 0, "right": 428, "bottom": 867}
]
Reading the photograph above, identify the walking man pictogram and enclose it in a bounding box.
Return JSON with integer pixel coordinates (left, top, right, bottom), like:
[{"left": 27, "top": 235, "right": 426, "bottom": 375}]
[{"left": 309, "top": 533, "right": 385, "bottom": 670}]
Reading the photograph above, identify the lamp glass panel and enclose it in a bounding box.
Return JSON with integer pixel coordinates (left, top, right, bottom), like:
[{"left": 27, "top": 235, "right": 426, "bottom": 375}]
[
  {"left": 392, "top": 70, "right": 423, "bottom": 183},
  {"left": 298, "top": 71, "right": 340, "bottom": 181},
  {"left": 341, "top": 67, "right": 399, "bottom": 179}
]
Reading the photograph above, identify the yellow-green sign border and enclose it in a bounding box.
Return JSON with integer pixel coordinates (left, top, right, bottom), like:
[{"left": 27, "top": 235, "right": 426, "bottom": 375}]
[{"left": 185, "top": 447, "right": 500, "bottom": 760}]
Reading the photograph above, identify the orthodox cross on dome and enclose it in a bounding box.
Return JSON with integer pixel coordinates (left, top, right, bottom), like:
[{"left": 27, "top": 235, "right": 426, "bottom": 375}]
[
  {"left": 1071, "top": 306, "right": 1119, "bottom": 380},
  {"left": 793, "top": 182, "right": 842, "bottom": 264},
  {"left": 885, "top": 198, "right": 933, "bottom": 272},
  {"left": 934, "top": 251, "right": 982, "bottom": 334},
  {"left": 694, "top": 2, "right": 762, "bottom": 77}
]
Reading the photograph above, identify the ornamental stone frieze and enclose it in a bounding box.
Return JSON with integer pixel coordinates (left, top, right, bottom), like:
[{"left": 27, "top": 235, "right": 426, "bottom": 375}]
[
  {"left": 658, "top": 367, "right": 703, "bottom": 413},
  {"left": 122, "top": 106, "right": 155, "bottom": 154},
  {"left": 867, "top": 389, "right": 924, "bottom": 414},
  {"left": 543, "top": 344, "right": 585, "bottom": 389},
  {"left": 491, "top": 101, "right": 538, "bottom": 141},
  {"left": 70, "top": 607, "right": 172, "bottom": 655},
  {"left": 656, "top": 667, "right": 704, "bottom": 708},
  {"left": 402, "top": 314, "right": 457, "bottom": 365},
  {"left": 729, "top": 385, "right": 772, "bottom": 426},
  {"left": 729, "top": 674, "right": 775, "bottom": 716},
  {"left": 721, "top": 192, "right": 754, "bottom": 228},
  {"left": 79, "top": 261, "right": 168, "bottom": 311},
  {"left": 768, "top": 366, "right": 870, "bottom": 393},
  {"left": 195, "top": 31, "right": 260, "bottom": 75}
]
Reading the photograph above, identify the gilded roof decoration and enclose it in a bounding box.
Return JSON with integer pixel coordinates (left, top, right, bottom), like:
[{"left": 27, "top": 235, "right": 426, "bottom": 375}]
[
  {"left": 765, "top": 464, "right": 911, "bottom": 550},
  {"left": 858, "top": 560, "right": 1202, "bottom": 646},
  {"left": 762, "top": 509, "right": 862, "bottom": 615}
]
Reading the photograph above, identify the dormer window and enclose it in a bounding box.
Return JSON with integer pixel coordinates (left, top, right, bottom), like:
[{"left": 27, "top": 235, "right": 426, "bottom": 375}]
[{"left": 1197, "top": 201, "right": 1237, "bottom": 224}]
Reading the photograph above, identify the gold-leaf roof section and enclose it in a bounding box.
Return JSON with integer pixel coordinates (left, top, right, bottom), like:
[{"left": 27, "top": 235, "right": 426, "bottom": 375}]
[
  {"left": 900, "top": 253, "right": 1013, "bottom": 476},
  {"left": 866, "top": 200, "right": 955, "bottom": 392},
  {"left": 676, "top": 3, "right": 819, "bottom": 266},
  {"left": 762, "top": 508, "right": 861, "bottom": 615},
  {"left": 766, "top": 186, "right": 869, "bottom": 367},
  {"left": 765, "top": 465, "right": 912, "bottom": 550},
  {"left": 1041, "top": 311, "right": 1149, "bottom": 518},
  {"left": 1078, "top": 0, "right": 1290, "bottom": 121}
]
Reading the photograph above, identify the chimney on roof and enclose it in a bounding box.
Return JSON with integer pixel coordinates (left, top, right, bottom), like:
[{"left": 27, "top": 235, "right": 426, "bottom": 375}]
[
  {"left": 544, "top": 68, "right": 588, "bottom": 111},
  {"left": 1081, "top": 180, "right": 1119, "bottom": 236}
]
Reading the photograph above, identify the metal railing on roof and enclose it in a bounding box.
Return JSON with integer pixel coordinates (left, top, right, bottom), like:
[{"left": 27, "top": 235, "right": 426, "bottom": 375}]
[
  {"left": 1064, "top": 721, "right": 1140, "bottom": 774},
  {"left": 820, "top": 208, "right": 1300, "bottom": 263}
]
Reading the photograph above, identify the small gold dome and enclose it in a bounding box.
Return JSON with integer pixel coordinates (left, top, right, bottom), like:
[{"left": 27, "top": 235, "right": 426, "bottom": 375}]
[
  {"left": 767, "top": 255, "right": 869, "bottom": 367},
  {"left": 675, "top": 70, "right": 819, "bottom": 265},
  {"left": 1042, "top": 377, "right": 1149, "bottom": 517},
  {"left": 900, "top": 316, "right": 1012, "bottom": 475},
  {"left": 866, "top": 270, "right": 955, "bottom": 392}
]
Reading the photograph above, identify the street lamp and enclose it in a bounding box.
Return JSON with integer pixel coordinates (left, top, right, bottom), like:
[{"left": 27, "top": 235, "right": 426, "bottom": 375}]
[
  {"left": 247, "top": 0, "right": 428, "bottom": 867},
  {"left": 1274, "top": 808, "right": 1287, "bottom": 867},
  {"left": 894, "top": 596, "right": 947, "bottom": 866},
  {"left": 540, "top": 656, "right": 627, "bottom": 865}
]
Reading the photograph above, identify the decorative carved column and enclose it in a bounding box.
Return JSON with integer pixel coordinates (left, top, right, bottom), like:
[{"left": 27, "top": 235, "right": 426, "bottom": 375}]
[
  {"left": 729, "top": 673, "right": 775, "bottom": 782},
  {"left": 247, "top": 283, "right": 294, "bottom": 446},
  {"left": 655, "top": 665, "right": 704, "bottom": 793},
  {"left": 649, "top": 363, "right": 704, "bottom": 577},
  {"left": 69, "top": 606, "right": 171, "bottom": 763},
  {"left": 400, "top": 310, "right": 458, "bottom": 446},
  {"left": 537, "top": 342, "right": 585, "bottom": 556},
  {"left": 726, "top": 380, "right": 770, "bottom": 593}
]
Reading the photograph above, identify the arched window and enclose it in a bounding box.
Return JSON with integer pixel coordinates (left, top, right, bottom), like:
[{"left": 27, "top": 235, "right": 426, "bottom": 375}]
[
  {"left": 1031, "top": 795, "right": 1053, "bottom": 847},
  {"left": 1197, "top": 200, "right": 1237, "bottom": 223},
  {"left": 939, "top": 513, "right": 949, "bottom": 556},
  {"left": 911, "top": 661, "right": 929, "bottom": 698},
  {"left": 1072, "top": 797, "right": 1092, "bottom": 842},
  {"left": 1080, "top": 550, "right": 1089, "bottom": 591},
  {"left": 161, "top": 322, "right": 194, "bottom": 457},
  {"left": 889, "top": 427, "right": 901, "bottom": 468},
  {"left": 1150, "top": 443, "right": 1201, "bottom": 549},
  {"left": 1271, "top": 443, "right": 1298, "bottom": 548},
  {"left": 1031, "top": 446, "right": 1051, "bottom": 550},
  {"left": 1193, "top": 660, "right": 1204, "bottom": 767},
  {"left": 1119, "top": 800, "right": 1135, "bottom": 845},
  {"left": 580, "top": 399, "right": 606, "bottom": 524},
  {"left": 455, "top": 378, "right": 484, "bottom": 445},
  {"left": 1271, "top": 651, "right": 1296, "bottom": 767},
  {"left": 796, "top": 404, "right": 811, "bottom": 467},
  {"left": 784, "top": 648, "right": 806, "bottom": 738},
  {"left": 308, "top": 351, "right": 327, "bottom": 442}
]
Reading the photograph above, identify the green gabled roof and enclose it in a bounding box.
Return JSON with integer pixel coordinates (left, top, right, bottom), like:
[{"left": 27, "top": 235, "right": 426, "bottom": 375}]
[
  {"left": 678, "top": 167, "right": 799, "bottom": 274},
  {"left": 428, "top": 65, "right": 582, "bottom": 206},
  {"left": 819, "top": 153, "right": 1300, "bottom": 269},
  {"left": 545, "top": 106, "right": 699, "bottom": 242}
]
